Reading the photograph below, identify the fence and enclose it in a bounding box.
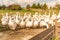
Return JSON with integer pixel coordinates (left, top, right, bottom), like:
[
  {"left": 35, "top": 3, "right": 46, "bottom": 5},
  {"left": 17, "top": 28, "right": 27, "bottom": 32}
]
[{"left": 29, "top": 26, "right": 55, "bottom": 40}]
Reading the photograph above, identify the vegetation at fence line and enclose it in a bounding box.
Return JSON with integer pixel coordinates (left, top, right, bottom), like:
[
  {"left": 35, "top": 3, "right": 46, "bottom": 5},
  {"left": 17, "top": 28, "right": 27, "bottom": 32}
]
[{"left": 52, "top": 37, "right": 58, "bottom": 40}]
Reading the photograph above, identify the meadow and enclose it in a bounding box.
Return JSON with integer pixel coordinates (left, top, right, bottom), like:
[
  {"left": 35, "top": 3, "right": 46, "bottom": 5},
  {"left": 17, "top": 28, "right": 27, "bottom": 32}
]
[{"left": 0, "top": 9, "right": 59, "bottom": 16}]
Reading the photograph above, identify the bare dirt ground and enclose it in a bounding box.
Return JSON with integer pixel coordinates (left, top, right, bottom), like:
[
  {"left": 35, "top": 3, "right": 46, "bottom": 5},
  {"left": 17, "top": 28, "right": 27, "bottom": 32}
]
[{"left": 0, "top": 29, "right": 46, "bottom": 40}]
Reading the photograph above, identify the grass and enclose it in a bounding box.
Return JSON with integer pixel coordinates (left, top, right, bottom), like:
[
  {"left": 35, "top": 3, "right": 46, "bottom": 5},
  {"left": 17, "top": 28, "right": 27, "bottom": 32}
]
[
  {"left": 52, "top": 37, "right": 59, "bottom": 40},
  {"left": 0, "top": 9, "right": 36, "bottom": 16},
  {"left": 0, "top": 9, "right": 59, "bottom": 15}
]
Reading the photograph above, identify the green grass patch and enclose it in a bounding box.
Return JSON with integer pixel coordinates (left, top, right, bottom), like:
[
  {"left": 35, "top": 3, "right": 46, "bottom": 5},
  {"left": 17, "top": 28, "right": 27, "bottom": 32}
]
[
  {"left": 52, "top": 37, "right": 59, "bottom": 40},
  {"left": 0, "top": 9, "right": 59, "bottom": 16}
]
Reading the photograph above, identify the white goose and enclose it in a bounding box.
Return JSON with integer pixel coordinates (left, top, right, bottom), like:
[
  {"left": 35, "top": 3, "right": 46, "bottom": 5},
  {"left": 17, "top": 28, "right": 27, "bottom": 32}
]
[
  {"left": 26, "top": 18, "right": 33, "bottom": 28},
  {"left": 56, "top": 11, "right": 60, "bottom": 19},
  {"left": 57, "top": 11, "right": 60, "bottom": 23},
  {"left": 33, "top": 19, "right": 39, "bottom": 28},
  {"left": 20, "top": 18, "right": 26, "bottom": 29},
  {"left": 40, "top": 20, "right": 49, "bottom": 28},
  {"left": 15, "top": 13, "right": 20, "bottom": 25},
  {"left": 8, "top": 16, "right": 17, "bottom": 30},
  {"left": 33, "top": 12, "right": 39, "bottom": 20},
  {"left": 48, "top": 19, "right": 55, "bottom": 26},
  {"left": 57, "top": 11, "right": 60, "bottom": 22},
  {"left": 51, "top": 12, "right": 56, "bottom": 20},
  {"left": 1, "top": 13, "right": 9, "bottom": 27},
  {"left": 44, "top": 12, "right": 50, "bottom": 23}
]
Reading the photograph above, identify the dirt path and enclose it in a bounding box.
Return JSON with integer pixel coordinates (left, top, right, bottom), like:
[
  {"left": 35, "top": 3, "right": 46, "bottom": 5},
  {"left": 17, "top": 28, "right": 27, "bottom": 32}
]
[{"left": 0, "top": 29, "right": 46, "bottom": 40}]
